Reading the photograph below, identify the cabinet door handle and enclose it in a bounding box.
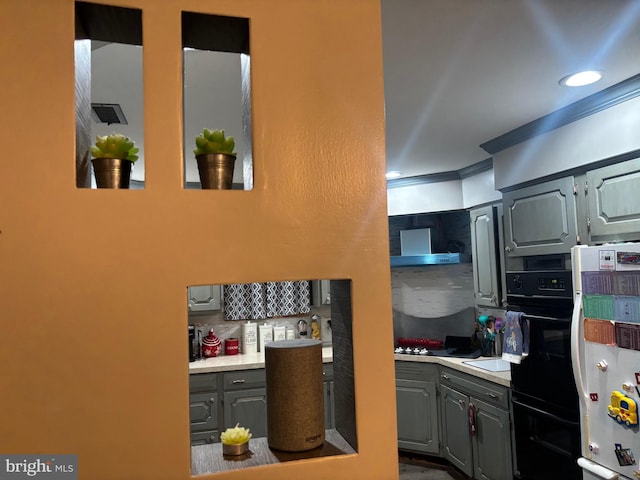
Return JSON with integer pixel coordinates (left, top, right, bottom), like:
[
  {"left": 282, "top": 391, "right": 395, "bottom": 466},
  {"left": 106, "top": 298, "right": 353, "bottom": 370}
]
[
  {"left": 441, "top": 374, "right": 450, "bottom": 381},
  {"left": 469, "top": 403, "right": 476, "bottom": 436},
  {"left": 486, "top": 393, "right": 498, "bottom": 399},
  {"left": 232, "top": 379, "right": 246, "bottom": 384}
]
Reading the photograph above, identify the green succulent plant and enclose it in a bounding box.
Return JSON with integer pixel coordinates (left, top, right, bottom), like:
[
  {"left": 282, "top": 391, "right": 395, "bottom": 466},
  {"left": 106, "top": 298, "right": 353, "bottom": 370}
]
[
  {"left": 194, "top": 129, "right": 236, "bottom": 156},
  {"left": 90, "top": 133, "right": 139, "bottom": 162}
]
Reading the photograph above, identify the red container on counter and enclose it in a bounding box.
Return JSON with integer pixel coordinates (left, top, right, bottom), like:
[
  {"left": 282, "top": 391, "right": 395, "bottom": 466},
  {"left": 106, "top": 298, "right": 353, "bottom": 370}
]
[{"left": 225, "top": 338, "right": 239, "bottom": 355}]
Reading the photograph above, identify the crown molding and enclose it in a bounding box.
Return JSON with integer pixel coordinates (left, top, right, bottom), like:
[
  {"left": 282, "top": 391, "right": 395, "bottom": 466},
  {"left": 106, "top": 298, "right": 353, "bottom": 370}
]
[{"left": 480, "top": 73, "right": 640, "bottom": 155}]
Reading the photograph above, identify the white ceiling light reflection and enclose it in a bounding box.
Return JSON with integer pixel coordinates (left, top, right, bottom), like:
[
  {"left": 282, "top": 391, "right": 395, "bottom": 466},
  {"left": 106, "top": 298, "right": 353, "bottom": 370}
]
[
  {"left": 386, "top": 171, "right": 402, "bottom": 179},
  {"left": 559, "top": 70, "right": 603, "bottom": 87}
]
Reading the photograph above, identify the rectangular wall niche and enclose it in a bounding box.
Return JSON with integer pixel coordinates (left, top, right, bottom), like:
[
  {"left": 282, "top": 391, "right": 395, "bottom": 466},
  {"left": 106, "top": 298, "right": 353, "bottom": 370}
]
[
  {"left": 182, "top": 12, "right": 253, "bottom": 190},
  {"left": 75, "top": 2, "right": 144, "bottom": 189},
  {"left": 186, "top": 279, "right": 357, "bottom": 474}
]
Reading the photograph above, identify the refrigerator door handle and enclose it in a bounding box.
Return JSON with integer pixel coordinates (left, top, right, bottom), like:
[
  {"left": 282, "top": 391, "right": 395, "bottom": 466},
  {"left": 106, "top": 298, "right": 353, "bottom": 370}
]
[
  {"left": 577, "top": 457, "right": 619, "bottom": 479},
  {"left": 571, "top": 292, "right": 589, "bottom": 409}
]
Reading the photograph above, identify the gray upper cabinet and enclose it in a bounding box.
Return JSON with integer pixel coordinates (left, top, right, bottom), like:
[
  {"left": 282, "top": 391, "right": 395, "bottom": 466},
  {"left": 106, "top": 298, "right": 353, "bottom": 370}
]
[
  {"left": 502, "top": 176, "right": 578, "bottom": 257},
  {"left": 583, "top": 157, "right": 640, "bottom": 244},
  {"left": 470, "top": 205, "right": 504, "bottom": 307},
  {"left": 188, "top": 285, "right": 222, "bottom": 312}
]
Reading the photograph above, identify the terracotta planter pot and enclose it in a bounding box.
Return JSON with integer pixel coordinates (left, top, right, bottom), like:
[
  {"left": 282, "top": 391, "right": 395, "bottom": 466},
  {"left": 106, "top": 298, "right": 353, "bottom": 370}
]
[{"left": 196, "top": 153, "right": 236, "bottom": 189}]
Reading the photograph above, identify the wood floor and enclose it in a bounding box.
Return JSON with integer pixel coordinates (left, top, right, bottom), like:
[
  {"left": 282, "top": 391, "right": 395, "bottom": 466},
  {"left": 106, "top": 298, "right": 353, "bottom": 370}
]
[{"left": 399, "top": 453, "right": 465, "bottom": 480}]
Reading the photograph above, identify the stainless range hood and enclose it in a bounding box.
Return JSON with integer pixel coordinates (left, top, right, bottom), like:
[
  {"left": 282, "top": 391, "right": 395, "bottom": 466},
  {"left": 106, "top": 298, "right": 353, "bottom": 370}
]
[{"left": 391, "top": 228, "right": 470, "bottom": 267}]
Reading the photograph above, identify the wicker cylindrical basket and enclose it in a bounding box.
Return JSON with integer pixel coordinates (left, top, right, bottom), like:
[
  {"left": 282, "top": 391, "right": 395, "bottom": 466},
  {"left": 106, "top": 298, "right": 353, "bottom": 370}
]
[{"left": 265, "top": 339, "right": 325, "bottom": 452}]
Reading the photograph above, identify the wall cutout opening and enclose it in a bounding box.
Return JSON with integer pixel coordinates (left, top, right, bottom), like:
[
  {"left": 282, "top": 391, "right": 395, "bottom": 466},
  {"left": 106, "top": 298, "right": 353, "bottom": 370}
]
[
  {"left": 186, "top": 279, "right": 356, "bottom": 474},
  {"left": 75, "top": 2, "right": 144, "bottom": 189},
  {"left": 182, "top": 12, "right": 253, "bottom": 190}
]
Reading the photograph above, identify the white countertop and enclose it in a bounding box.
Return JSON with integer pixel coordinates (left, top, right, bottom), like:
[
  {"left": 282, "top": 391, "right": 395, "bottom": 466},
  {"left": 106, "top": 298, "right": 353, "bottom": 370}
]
[
  {"left": 188, "top": 346, "right": 334, "bottom": 374},
  {"left": 189, "top": 346, "right": 511, "bottom": 387},
  {"left": 394, "top": 353, "right": 511, "bottom": 387}
]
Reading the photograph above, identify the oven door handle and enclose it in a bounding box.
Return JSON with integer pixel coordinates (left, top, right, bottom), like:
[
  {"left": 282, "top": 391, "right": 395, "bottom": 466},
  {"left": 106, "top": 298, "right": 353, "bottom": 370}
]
[
  {"left": 522, "top": 314, "right": 570, "bottom": 323},
  {"left": 512, "top": 398, "right": 580, "bottom": 427}
]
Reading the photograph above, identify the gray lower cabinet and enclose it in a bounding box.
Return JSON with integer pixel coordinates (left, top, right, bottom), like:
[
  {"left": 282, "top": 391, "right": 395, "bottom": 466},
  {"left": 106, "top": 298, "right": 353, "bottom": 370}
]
[
  {"left": 395, "top": 362, "right": 439, "bottom": 455},
  {"left": 323, "top": 364, "right": 335, "bottom": 429},
  {"left": 222, "top": 369, "right": 268, "bottom": 439},
  {"left": 441, "top": 385, "right": 472, "bottom": 475},
  {"left": 502, "top": 176, "right": 578, "bottom": 257},
  {"left": 189, "top": 373, "right": 220, "bottom": 445},
  {"left": 583, "top": 157, "right": 640, "bottom": 244},
  {"left": 440, "top": 368, "right": 512, "bottom": 480},
  {"left": 190, "top": 364, "right": 335, "bottom": 445}
]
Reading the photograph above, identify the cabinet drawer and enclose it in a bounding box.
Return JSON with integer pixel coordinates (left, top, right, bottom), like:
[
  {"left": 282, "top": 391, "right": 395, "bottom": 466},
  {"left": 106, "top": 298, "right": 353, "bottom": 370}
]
[
  {"left": 223, "top": 369, "right": 266, "bottom": 390},
  {"left": 395, "top": 361, "right": 439, "bottom": 382},
  {"left": 191, "top": 429, "right": 219, "bottom": 445},
  {"left": 323, "top": 363, "right": 333, "bottom": 380},
  {"left": 189, "top": 373, "right": 217, "bottom": 393},
  {"left": 440, "top": 368, "right": 509, "bottom": 409}
]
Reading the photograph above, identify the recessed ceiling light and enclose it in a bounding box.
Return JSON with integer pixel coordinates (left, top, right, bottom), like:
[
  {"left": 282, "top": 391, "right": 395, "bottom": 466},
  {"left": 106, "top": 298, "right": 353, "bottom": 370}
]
[
  {"left": 386, "top": 171, "right": 402, "bottom": 179},
  {"left": 559, "top": 70, "right": 603, "bottom": 87}
]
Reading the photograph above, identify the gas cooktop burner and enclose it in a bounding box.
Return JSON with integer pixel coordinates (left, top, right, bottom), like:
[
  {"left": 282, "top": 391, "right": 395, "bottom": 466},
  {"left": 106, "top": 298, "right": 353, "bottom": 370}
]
[{"left": 395, "top": 346, "right": 432, "bottom": 355}]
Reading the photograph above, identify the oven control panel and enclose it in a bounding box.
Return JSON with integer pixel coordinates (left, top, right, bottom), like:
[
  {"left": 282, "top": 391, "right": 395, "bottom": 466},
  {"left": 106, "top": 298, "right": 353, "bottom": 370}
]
[{"left": 506, "top": 270, "right": 573, "bottom": 298}]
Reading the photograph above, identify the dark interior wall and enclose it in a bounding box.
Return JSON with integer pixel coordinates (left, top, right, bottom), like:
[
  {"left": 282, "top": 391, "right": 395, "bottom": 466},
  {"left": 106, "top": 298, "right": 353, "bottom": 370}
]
[{"left": 388, "top": 210, "right": 471, "bottom": 256}]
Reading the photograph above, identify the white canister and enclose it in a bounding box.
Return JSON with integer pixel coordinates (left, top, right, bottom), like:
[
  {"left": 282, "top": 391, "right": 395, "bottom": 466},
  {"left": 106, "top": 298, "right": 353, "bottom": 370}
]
[
  {"left": 285, "top": 327, "right": 296, "bottom": 340},
  {"left": 259, "top": 323, "right": 273, "bottom": 352},
  {"left": 242, "top": 321, "right": 258, "bottom": 354},
  {"left": 273, "top": 325, "right": 286, "bottom": 342}
]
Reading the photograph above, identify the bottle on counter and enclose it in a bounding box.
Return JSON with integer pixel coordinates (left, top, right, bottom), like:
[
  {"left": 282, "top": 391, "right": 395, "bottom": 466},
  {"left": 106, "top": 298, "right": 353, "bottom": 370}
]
[
  {"left": 297, "top": 319, "right": 308, "bottom": 338},
  {"left": 242, "top": 321, "right": 257, "bottom": 354},
  {"left": 259, "top": 323, "right": 273, "bottom": 352}
]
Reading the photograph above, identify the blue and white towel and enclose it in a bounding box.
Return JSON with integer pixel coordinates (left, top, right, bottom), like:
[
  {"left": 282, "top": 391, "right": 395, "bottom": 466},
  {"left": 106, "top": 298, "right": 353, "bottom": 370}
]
[{"left": 502, "top": 311, "right": 530, "bottom": 364}]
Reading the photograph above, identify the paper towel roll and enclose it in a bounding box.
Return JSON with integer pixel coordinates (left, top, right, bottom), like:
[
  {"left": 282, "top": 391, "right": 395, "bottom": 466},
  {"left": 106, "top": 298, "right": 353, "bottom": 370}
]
[
  {"left": 265, "top": 339, "right": 324, "bottom": 451},
  {"left": 258, "top": 323, "right": 273, "bottom": 352},
  {"left": 242, "top": 322, "right": 257, "bottom": 354}
]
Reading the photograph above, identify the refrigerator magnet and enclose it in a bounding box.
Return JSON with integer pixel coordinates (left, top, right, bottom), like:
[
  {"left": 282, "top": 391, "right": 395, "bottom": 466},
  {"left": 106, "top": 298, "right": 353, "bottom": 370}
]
[{"left": 614, "top": 443, "right": 636, "bottom": 467}]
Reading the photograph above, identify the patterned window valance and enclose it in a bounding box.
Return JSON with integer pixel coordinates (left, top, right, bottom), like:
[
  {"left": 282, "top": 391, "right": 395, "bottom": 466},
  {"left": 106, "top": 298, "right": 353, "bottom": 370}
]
[{"left": 223, "top": 281, "right": 311, "bottom": 320}]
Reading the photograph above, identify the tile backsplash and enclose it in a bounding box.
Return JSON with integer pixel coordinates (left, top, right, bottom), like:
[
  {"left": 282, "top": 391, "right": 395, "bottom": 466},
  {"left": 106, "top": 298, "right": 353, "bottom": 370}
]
[
  {"left": 391, "top": 263, "right": 476, "bottom": 342},
  {"left": 189, "top": 304, "right": 332, "bottom": 355}
]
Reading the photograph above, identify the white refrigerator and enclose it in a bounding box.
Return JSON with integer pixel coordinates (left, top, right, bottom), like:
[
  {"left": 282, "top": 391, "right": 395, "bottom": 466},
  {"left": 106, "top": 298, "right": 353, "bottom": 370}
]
[{"left": 572, "top": 243, "right": 640, "bottom": 480}]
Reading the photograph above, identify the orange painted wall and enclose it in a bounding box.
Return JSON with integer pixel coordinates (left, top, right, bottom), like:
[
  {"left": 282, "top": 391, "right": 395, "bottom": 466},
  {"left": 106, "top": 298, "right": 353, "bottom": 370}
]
[{"left": 0, "top": 0, "right": 397, "bottom": 479}]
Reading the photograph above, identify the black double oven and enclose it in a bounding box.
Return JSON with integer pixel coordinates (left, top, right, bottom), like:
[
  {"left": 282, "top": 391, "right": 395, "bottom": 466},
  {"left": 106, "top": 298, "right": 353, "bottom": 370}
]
[{"left": 506, "top": 254, "right": 582, "bottom": 480}]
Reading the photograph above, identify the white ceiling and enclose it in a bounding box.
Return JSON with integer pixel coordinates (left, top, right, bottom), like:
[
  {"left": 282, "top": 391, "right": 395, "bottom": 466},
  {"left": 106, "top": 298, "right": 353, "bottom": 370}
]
[
  {"left": 382, "top": 0, "right": 640, "bottom": 179},
  {"left": 90, "top": 0, "right": 640, "bottom": 183}
]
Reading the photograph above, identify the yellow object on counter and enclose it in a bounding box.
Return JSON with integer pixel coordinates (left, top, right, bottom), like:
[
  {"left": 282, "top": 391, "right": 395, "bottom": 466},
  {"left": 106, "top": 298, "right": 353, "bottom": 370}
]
[{"left": 311, "top": 319, "right": 321, "bottom": 340}]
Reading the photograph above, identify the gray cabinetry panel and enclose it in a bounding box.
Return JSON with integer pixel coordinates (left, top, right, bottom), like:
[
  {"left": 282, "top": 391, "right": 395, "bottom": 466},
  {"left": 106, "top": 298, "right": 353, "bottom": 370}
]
[
  {"left": 440, "top": 367, "right": 513, "bottom": 480},
  {"left": 188, "top": 285, "right": 221, "bottom": 312},
  {"left": 396, "top": 378, "right": 439, "bottom": 454},
  {"left": 323, "top": 364, "right": 335, "bottom": 429},
  {"left": 223, "top": 369, "right": 266, "bottom": 390},
  {"left": 395, "top": 362, "right": 440, "bottom": 455},
  {"left": 190, "top": 391, "right": 219, "bottom": 432},
  {"left": 472, "top": 398, "right": 512, "bottom": 480},
  {"left": 470, "top": 206, "right": 500, "bottom": 307},
  {"left": 441, "top": 385, "right": 473, "bottom": 476},
  {"left": 585, "top": 158, "right": 640, "bottom": 243},
  {"left": 503, "top": 176, "right": 578, "bottom": 256},
  {"left": 223, "top": 388, "right": 268, "bottom": 438}
]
